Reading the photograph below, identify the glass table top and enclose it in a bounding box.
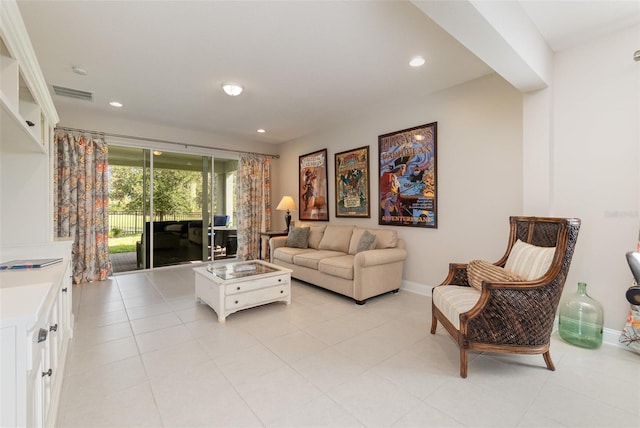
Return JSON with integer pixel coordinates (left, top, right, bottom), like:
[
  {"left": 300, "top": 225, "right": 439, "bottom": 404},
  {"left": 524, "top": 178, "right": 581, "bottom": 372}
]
[{"left": 206, "top": 261, "right": 279, "bottom": 280}]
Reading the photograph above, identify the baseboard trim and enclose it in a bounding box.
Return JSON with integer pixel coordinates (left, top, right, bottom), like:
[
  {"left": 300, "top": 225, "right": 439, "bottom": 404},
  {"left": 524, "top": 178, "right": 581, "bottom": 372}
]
[{"left": 401, "top": 280, "right": 432, "bottom": 296}]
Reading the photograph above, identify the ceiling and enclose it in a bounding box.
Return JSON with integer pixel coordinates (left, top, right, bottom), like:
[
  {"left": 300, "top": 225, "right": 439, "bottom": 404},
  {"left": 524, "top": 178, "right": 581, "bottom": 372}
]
[{"left": 17, "top": 1, "right": 640, "bottom": 145}]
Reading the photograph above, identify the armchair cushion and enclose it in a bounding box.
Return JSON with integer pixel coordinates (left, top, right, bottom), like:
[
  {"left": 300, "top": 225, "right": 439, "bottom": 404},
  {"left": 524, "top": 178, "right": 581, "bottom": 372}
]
[
  {"left": 467, "top": 260, "right": 524, "bottom": 290},
  {"left": 432, "top": 286, "right": 481, "bottom": 330},
  {"left": 504, "top": 239, "right": 556, "bottom": 280}
]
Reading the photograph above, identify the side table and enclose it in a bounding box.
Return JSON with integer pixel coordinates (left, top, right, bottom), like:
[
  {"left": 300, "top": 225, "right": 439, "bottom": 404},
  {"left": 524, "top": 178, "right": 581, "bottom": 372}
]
[{"left": 258, "top": 231, "right": 288, "bottom": 260}]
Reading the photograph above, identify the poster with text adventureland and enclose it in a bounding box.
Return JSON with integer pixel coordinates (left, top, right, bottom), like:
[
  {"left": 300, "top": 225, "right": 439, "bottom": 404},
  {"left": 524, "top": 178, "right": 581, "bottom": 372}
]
[{"left": 378, "top": 122, "right": 437, "bottom": 228}]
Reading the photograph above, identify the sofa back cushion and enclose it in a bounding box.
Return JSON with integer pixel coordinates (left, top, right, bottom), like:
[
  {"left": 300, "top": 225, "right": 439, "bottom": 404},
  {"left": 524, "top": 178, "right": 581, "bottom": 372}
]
[
  {"left": 318, "top": 225, "right": 354, "bottom": 253},
  {"left": 307, "top": 225, "right": 326, "bottom": 249},
  {"left": 348, "top": 228, "right": 398, "bottom": 254}
]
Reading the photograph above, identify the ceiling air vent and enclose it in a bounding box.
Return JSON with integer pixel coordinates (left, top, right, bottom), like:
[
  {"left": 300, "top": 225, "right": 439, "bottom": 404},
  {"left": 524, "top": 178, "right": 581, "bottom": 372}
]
[{"left": 52, "top": 85, "right": 93, "bottom": 101}]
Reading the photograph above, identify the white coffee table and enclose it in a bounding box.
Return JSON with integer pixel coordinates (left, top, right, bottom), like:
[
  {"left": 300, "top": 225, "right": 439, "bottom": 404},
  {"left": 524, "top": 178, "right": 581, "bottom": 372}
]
[{"left": 194, "top": 260, "right": 292, "bottom": 323}]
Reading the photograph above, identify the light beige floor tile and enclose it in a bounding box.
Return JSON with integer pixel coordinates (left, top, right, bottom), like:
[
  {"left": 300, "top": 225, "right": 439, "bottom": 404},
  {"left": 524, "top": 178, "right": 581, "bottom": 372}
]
[
  {"left": 67, "top": 336, "right": 139, "bottom": 376},
  {"left": 184, "top": 317, "right": 223, "bottom": 338},
  {"left": 175, "top": 302, "right": 218, "bottom": 323},
  {"left": 424, "top": 378, "right": 529, "bottom": 427},
  {"left": 72, "top": 309, "right": 129, "bottom": 331},
  {"left": 264, "top": 329, "right": 330, "bottom": 363},
  {"left": 129, "top": 311, "right": 182, "bottom": 335},
  {"left": 60, "top": 382, "right": 162, "bottom": 428},
  {"left": 122, "top": 293, "right": 166, "bottom": 309},
  {"left": 267, "top": 395, "right": 365, "bottom": 428},
  {"left": 126, "top": 301, "right": 175, "bottom": 320},
  {"left": 134, "top": 324, "right": 194, "bottom": 354},
  {"left": 62, "top": 356, "right": 148, "bottom": 411},
  {"left": 70, "top": 321, "right": 133, "bottom": 351},
  {"left": 327, "top": 371, "right": 423, "bottom": 427},
  {"left": 391, "top": 402, "right": 464, "bottom": 427},
  {"left": 291, "top": 347, "right": 367, "bottom": 392},
  {"left": 234, "top": 366, "right": 323, "bottom": 424},
  {"left": 197, "top": 325, "right": 262, "bottom": 360},
  {"left": 141, "top": 339, "right": 210, "bottom": 379},
  {"left": 150, "top": 360, "right": 262, "bottom": 427},
  {"left": 215, "top": 343, "right": 288, "bottom": 385},
  {"left": 529, "top": 383, "right": 636, "bottom": 427}
]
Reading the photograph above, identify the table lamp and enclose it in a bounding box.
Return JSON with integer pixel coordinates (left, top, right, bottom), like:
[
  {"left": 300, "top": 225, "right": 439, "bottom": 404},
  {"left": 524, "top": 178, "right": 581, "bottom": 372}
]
[{"left": 276, "top": 195, "right": 297, "bottom": 233}]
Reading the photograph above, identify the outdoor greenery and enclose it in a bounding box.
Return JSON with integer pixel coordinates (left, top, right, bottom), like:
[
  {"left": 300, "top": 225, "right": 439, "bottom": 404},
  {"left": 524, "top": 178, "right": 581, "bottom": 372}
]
[
  {"left": 109, "top": 166, "right": 206, "bottom": 220},
  {"left": 108, "top": 235, "right": 138, "bottom": 254}
]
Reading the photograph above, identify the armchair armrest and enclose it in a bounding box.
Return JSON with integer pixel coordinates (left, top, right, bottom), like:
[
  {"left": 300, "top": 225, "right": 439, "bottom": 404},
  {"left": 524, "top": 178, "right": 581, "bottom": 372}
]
[{"left": 441, "top": 262, "right": 471, "bottom": 287}]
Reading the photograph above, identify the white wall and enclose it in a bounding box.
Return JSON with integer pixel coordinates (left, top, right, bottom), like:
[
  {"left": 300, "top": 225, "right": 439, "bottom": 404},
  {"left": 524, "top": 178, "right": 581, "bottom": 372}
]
[
  {"left": 546, "top": 24, "right": 640, "bottom": 330},
  {"left": 274, "top": 73, "right": 523, "bottom": 290}
]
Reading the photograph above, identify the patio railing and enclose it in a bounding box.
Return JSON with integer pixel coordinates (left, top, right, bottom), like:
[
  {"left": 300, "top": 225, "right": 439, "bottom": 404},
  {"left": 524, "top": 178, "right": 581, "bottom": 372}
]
[{"left": 109, "top": 211, "right": 203, "bottom": 235}]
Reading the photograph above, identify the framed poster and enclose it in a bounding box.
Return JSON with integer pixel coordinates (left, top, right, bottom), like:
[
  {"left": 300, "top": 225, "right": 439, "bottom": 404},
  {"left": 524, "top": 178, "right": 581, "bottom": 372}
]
[
  {"left": 299, "top": 149, "right": 329, "bottom": 221},
  {"left": 335, "top": 146, "right": 370, "bottom": 218},
  {"left": 378, "top": 122, "right": 437, "bottom": 228}
]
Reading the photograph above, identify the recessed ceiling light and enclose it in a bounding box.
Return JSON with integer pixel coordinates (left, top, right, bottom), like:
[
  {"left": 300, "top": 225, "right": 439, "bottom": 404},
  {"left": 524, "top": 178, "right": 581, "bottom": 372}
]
[
  {"left": 109, "top": 101, "right": 123, "bottom": 107},
  {"left": 222, "top": 83, "right": 243, "bottom": 96},
  {"left": 257, "top": 129, "right": 266, "bottom": 133},
  {"left": 153, "top": 150, "right": 162, "bottom": 156},
  {"left": 409, "top": 56, "right": 426, "bottom": 67}
]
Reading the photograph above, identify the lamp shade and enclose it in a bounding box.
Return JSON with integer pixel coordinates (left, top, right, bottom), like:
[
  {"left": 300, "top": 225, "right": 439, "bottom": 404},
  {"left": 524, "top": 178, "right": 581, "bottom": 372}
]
[{"left": 276, "top": 196, "right": 297, "bottom": 212}]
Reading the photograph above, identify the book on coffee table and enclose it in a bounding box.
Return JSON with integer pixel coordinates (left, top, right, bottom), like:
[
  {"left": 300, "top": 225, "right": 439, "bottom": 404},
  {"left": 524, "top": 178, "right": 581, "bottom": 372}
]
[{"left": 0, "top": 258, "right": 63, "bottom": 270}]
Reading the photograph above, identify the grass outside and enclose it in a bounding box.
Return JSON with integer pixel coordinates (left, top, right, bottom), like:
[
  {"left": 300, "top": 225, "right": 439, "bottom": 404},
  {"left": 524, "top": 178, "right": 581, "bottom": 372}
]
[{"left": 109, "top": 235, "right": 138, "bottom": 254}]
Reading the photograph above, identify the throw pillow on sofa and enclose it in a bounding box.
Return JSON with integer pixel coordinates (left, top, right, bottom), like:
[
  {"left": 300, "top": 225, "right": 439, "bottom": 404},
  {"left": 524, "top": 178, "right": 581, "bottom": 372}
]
[
  {"left": 467, "top": 260, "right": 525, "bottom": 290},
  {"left": 286, "top": 227, "right": 310, "bottom": 249},
  {"left": 356, "top": 230, "right": 377, "bottom": 253}
]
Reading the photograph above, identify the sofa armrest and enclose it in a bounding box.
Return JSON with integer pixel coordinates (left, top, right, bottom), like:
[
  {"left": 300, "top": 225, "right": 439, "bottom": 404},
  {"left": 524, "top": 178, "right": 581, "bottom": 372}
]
[
  {"left": 354, "top": 248, "right": 407, "bottom": 267},
  {"left": 269, "top": 236, "right": 288, "bottom": 262}
]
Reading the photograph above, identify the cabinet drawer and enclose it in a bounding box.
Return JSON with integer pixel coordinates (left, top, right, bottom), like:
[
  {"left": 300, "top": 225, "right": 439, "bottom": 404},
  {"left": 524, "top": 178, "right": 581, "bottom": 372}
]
[
  {"left": 225, "top": 275, "right": 289, "bottom": 295},
  {"left": 225, "top": 286, "right": 289, "bottom": 309}
]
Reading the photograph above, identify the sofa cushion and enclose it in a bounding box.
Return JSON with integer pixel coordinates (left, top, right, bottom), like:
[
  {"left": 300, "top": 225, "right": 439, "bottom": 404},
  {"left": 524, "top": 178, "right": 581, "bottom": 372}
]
[
  {"left": 318, "top": 255, "right": 355, "bottom": 280},
  {"left": 348, "top": 228, "right": 397, "bottom": 254},
  {"left": 273, "top": 247, "right": 315, "bottom": 264},
  {"left": 318, "top": 225, "right": 354, "bottom": 253},
  {"left": 356, "top": 231, "right": 377, "bottom": 253},
  {"left": 467, "top": 260, "right": 525, "bottom": 290},
  {"left": 293, "top": 250, "right": 345, "bottom": 269},
  {"left": 308, "top": 225, "right": 326, "bottom": 249},
  {"left": 504, "top": 239, "right": 556, "bottom": 280},
  {"left": 286, "top": 227, "right": 310, "bottom": 248},
  {"left": 432, "top": 285, "right": 481, "bottom": 330}
]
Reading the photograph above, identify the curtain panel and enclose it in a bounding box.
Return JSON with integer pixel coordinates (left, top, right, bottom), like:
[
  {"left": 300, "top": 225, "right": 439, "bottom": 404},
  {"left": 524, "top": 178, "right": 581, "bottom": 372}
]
[
  {"left": 54, "top": 131, "right": 112, "bottom": 283},
  {"left": 236, "top": 155, "right": 271, "bottom": 260}
]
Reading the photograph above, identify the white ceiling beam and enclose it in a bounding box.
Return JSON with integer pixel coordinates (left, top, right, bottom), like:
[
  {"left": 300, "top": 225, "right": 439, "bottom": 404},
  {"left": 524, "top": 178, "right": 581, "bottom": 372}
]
[{"left": 412, "top": 0, "right": 553, "bottom": 92}]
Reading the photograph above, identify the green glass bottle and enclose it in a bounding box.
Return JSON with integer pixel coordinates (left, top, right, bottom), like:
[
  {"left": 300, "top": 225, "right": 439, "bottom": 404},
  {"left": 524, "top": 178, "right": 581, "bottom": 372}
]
[{"left": 558, "top": 282, "right": 604, "bottom": 348}]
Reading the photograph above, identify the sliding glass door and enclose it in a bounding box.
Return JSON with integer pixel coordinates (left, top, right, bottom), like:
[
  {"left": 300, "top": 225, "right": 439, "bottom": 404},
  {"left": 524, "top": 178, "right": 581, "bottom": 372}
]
[{"left": 108, "top": 146, "right": 238, "bottom": 272}]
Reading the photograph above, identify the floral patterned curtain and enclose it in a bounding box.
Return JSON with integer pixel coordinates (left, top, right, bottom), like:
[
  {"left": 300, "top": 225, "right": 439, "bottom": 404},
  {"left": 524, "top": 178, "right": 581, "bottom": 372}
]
[
  {"left": 236, "top": 154, "right": 271, "bottom": 260},
  {"left": 54, "top": 131, "right": 112, "bottom": 283}
]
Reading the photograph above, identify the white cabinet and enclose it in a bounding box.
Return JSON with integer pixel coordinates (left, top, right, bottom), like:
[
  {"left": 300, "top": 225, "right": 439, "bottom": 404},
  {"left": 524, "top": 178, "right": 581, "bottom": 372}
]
[
  {"left": 0, "top": 242, "right": 73, "bottom": 428},
  {"left": 0, "top": 0, "right": 59, "bottom": 246}
]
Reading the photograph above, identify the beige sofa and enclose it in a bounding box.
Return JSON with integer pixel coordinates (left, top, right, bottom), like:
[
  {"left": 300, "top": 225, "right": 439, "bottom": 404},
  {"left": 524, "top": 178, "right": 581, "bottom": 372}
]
[{"left": 269, "top": 224, "right": 407, "bottom": 304}]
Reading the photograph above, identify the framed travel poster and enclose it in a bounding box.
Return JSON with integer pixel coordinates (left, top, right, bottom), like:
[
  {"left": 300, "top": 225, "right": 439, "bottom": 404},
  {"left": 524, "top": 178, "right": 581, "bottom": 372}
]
[
  {"left": 335, "top": 146, "right": 370, "bottom": 218},
  {"left": 378, "top": 122, "right": 437, "bottom": 228},
  {"left": 299, "top": 149, "right": 329, "bottom": 221}
]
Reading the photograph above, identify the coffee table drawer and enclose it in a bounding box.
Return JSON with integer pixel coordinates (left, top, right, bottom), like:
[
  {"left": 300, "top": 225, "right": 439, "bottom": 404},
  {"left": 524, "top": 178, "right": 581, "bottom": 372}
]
[
  {"left": 225, "top": 285, "right": 289, "bottom": 310},
  {"left": 225, "top": 275, "right": 288, "bottom": 295}
]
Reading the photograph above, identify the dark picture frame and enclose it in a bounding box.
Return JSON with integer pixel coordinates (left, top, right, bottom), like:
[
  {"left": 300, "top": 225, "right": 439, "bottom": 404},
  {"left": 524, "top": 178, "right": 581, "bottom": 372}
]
[
  {"left": 299, "top": 149, "right": 329, "bottom": 221},
  {"left": 378, "top": 122, "right": 437, "bottom": 228},
  {"left": 335, "top": 146, "right": 370, "bottom": 218}
]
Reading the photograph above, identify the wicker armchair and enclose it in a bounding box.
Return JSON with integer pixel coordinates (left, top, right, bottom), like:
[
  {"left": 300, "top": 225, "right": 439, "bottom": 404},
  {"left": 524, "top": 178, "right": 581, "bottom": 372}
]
[{"left": 430, "top": 216, "right": 581, "bottom": 378}]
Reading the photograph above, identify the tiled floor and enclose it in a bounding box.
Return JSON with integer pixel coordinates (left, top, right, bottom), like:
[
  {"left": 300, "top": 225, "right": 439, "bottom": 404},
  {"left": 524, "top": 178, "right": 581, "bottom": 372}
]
[{"left": 57, "top": 264, "right": 639, "bottom": 427}]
